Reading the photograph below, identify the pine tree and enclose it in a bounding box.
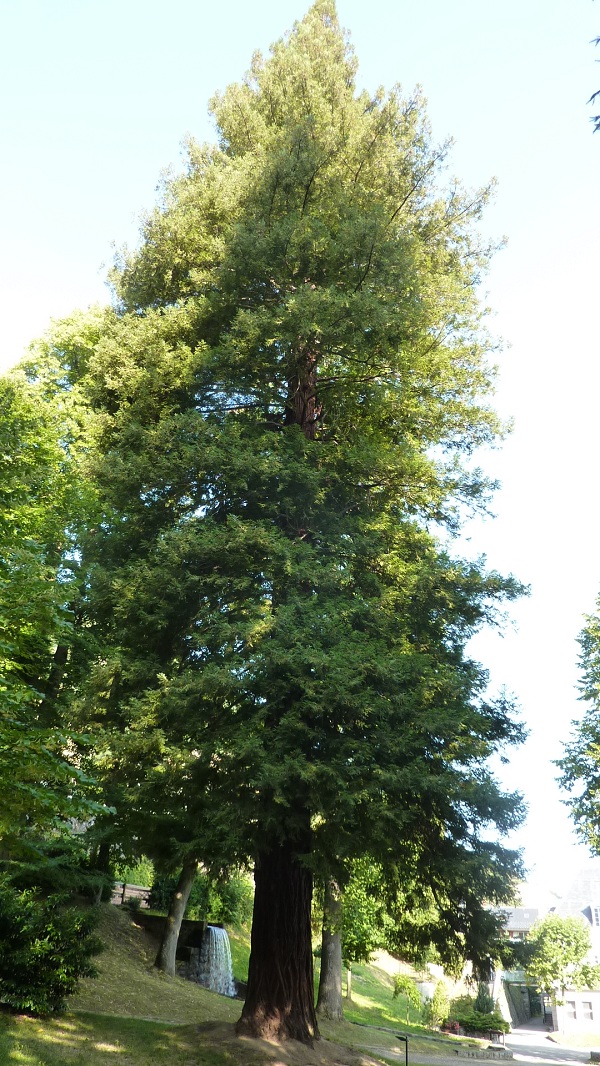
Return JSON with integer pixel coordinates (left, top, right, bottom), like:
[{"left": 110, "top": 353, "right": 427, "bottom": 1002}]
[{"left": 58, "top": 1, "right": 526, "bottom": 1043}]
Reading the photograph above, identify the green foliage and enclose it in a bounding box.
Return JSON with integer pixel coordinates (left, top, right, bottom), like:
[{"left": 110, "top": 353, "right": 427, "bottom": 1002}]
[
  {"left": 526, "top": 914, "right": 600, "bottom": 994},
  {"left": 449, "top": 1007, "right": 509, "bottom": 1035},
  {"left": 0, "top": 875, "right": 102, "bottom": 1014},
  {"left": 149, "top": 870, "right": 253, "bottom": 927},
  {"left": 560, "top": 609, "right": 600, "bottom": 852},
  {"left": 0, "top": 371, "right": 101, "bottom": 846},
  {"left": 3, "top": 829, "right": 113, "bottom": 901},
  {"left": 393, "top": 974, "right": 421, "bottom": 1024},
  {"left": 421, "top": 980, "right": 449, "bottom": 1027},
  {"left": 341, "top": 859, "right": 392, "bottom": 966},
  {"left": 385, "top": 869, "right": 522, "bottom": 980},
  {"left": 474, "top": 982, "right": 495, "bottom": 1014},
  {"left": 215, "top": 874, "right": 254, "bottom": 927},
  {"left": 113, "top": 857, "right": 155, "bottom": 888},
  {"left": 28, "top": 1, "right": 526, "bottom": 1008}
]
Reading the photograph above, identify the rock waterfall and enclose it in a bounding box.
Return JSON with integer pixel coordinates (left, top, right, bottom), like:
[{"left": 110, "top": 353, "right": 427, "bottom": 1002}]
[{"left": 190, "top": 924, "right": 236, "bottom": 997}]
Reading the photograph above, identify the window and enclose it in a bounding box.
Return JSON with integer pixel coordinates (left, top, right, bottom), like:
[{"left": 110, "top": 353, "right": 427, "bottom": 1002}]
[
  {"left": 583, "top": 1002, "right": 594, "bottom": 1021},
  {"left": 593, "top": 906, "right": 600, "bottom": 927},
  {"left": 566, "top": 1001, "right": 577, "bottom": 1020}
]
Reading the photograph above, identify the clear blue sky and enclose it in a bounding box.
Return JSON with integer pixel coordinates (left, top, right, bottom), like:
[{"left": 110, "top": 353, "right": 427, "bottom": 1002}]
[{"left": 1, "top": 0, "right": 598, "bottom": 903}]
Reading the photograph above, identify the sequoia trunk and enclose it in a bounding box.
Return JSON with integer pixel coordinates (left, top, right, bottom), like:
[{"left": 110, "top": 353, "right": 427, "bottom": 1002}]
[
  {"left": 236, "top": 837, "right": 319, "bottom": 1043},
  {"left": 154, "top": 856, "right": 198, "bottom": 977},
  {"left": 316, "top": 879, "right": 343, "bottom": 1020},
  {"left": 285, "top": 353, "right": 321, "bottom": 440}
]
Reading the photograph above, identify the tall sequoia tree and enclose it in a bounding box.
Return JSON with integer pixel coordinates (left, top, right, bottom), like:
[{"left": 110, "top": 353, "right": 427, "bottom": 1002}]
[{"left": 61, "top": 0, "right": 526, "bottom": 1044}]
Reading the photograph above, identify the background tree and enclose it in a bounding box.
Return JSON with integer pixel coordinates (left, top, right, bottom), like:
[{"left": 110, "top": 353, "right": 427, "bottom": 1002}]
[
  {"left": 54, "top": 0, "right": 526, "bottom": 1044},
  {"left": 526, "top": 914, "right": 600, "bottom": 997},
  {"left": 559, "top": 607, "right": 600, "bottom": 852},
  {"left": 0, "top": 366, "right": 100, "bottom": 848},
  {"left": 340, "top": 859, "right": 393, "bottom": 1002},
  {"left": 316, "top": 859, "right": 392, "bottom": 1016},
  {"left": 0, "top": 362, "right": 108, "bottom": 1015},
  {"left": 474, "top": 982, "right": 495, "bottom": 1014},
  {"left": 315, "top": 879, "right": 343, "bottom": 1021}
]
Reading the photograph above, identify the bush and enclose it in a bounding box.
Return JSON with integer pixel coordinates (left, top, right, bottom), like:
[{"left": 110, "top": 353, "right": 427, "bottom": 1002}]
[
  {"left": 0, "top": 876, "right": 102, "bottom": 1014},
  {"left": 214, "top": 875, "right": 254, "bottom": 927},
  {"left": 450, "top": 993, "right": 476, "bottom": 1014},
  {"left": 113, "top": 857, "right": 154, "bottom": 887},
  {"left": 449, "top": 1007, "right": 510, "bottom": 1035},
  {"left": 441, "top": 1019, "right": 460, "bottom": 1035}
]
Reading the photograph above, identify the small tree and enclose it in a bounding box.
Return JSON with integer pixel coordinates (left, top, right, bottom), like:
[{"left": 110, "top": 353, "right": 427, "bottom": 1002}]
[
  {"left": 474, "top": 982, "right": 495, "bottom": 1014},
  {"left": 431, "top": 981, "right": 450, "bottom": 1027},
  {"left": 393, "top": 974, "right": 421, "bottom": 1024}
]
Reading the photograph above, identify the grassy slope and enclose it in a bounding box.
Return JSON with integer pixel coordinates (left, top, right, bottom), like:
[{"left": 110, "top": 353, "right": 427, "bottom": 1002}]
[
  {"left": 0, "top": 905, "right": 470, "bottom": 1066},
  {"left": 69, "top": 906, "right": 240, "bottom": 1024}
]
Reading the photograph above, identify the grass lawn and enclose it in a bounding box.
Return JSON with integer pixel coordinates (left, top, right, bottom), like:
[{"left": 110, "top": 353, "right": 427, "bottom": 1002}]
[
  {"left": 68, "top": 906, "right": 240, "bottom": 1024},
  {"left": 0, "top": 904, "right": 475, "bottom": 1065},
  {"left": 0, "top": 1013, "right": 237, "bottom": 1066},
  {"left": 338, "top": 961, "right": 423, "bottom": 1032}
]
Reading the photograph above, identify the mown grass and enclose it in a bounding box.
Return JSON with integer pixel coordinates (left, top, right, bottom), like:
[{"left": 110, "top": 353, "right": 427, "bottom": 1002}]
[
  {"left": 68, "top": 906, "right": 240, "bottom": 1024},
  {"left": 338, "top": 961, "right": 423, "bottom": 1032},
  {"left": 227, "top": 925, "right": 251, "bottom": 984},
  {"left": 0, "top": 1013, "right": 239, "bottom": 1066},
  {"left": 0, "top": 904, "right": 470, "bottom": 1065}
]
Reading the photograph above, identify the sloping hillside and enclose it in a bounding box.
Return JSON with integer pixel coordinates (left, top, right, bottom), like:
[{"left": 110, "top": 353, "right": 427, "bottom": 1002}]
[{"left": 68, "top": 904, "right": 240, "bottom": 1024}]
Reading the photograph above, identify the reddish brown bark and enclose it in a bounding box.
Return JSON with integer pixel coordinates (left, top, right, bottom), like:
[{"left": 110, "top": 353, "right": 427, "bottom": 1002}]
[
  {"left": 236, "top": 349, "right": 322, "bottom": 1044},
  {"left": 236, "top": 838, "right": 319, "bottom": 1044},
  {"left": 285, "top": 352, "right": 321, "bottom": 439}
]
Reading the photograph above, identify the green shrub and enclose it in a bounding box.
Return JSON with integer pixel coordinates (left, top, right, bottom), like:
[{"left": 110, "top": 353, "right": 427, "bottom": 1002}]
[
  {"left": 0, "top": 876, "right": 102, "bottom": 1014},
  {"left": 422, "top": 980, "right": 449, "bottom": 1027},
  {"left": 450, "top": 993, "right": 476, "bottom": 1014},
  {"left": 212, "top": 875, "right": 254, "bottom": 926},
  {"left": 449, "top": 1008, "right": 509, "bottom": 1035},
  {"left": 113, "top": 857, "right": 154, "bottom": 887}
]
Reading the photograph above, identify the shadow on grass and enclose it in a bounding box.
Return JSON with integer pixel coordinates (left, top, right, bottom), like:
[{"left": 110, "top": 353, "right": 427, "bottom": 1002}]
[{"left": 0, "top": 1012, "right": 235, "bottom": 1065}]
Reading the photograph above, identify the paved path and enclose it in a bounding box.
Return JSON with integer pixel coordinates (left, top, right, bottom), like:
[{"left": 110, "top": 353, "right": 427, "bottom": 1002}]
[
  {"left": 504, "top": 1020, "right": 591, "bottom": 1066},
  {"left": 356, "top": 1018, "right": 595, "bottom": 1066}
]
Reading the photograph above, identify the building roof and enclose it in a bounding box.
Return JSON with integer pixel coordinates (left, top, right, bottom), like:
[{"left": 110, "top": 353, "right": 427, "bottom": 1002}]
[{"left": 496, "top": 907, "right": 539, "bottom": 932}]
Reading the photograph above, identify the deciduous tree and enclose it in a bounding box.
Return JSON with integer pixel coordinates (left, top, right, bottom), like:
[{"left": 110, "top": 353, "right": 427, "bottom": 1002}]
[
  {"left": 0, "top": 367, "right": 99, "bottom": 847},
  {"left": 526, "top": 914, "right": 600, "bottom": 997}
]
